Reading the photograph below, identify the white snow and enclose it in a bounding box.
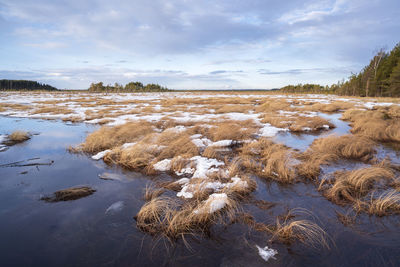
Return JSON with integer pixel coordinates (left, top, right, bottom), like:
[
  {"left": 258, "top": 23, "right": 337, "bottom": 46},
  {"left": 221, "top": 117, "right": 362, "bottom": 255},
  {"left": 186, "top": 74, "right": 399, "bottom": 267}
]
[
  {"left": 256, "top": 245, "right": 278, "bottom": 262},
  {"left": 209, "top": 140, "right": 233, "bottom": 147},
  {"left": 153, "top": 158, "right": 172, "bottom": 171},
  {"left": 194, "top": 193, "right": 229, "bottom": 214},
  {"left": 92, "top": 149, "right": 111, "bottom": 160},
  {"left": 190, "top": 156, "right": 225, "bottom": 178},
  {"left": 121, "top": 142, "right": 137, "bottom": 149},
  {"left": 258, "top": 124, "right": 288, "bottom": 137}
]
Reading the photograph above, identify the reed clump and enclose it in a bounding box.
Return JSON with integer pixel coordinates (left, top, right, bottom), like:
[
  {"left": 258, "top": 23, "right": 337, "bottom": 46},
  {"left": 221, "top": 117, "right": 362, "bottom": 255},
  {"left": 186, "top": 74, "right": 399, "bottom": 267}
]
[
  {"left": 321, "top": 166, "right": 395, "bottom": 204},
  {"left": 8, "top": 131, "right": 30, "bottom": 144},
  {"left": 79, "top": 121, "right": 155, "bottom": 153}
]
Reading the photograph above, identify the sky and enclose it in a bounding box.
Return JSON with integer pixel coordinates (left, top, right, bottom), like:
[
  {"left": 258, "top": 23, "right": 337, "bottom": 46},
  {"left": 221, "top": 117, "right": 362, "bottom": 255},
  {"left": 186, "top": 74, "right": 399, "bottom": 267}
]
[{"left": 0, "top": 0, "right": 399, "bottom": 90}]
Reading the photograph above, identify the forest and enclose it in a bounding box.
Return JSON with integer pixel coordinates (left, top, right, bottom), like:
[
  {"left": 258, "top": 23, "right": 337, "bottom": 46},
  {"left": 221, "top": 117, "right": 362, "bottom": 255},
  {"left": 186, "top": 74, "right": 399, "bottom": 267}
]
[
  {"left": 0, "top": 80, "right": 58, "bottom": 91},
  {"left": 88, "top": 81, "right": 170, "bottom": 92},
  {"left": 281, "top": 42, "right": 400, "bottom": 97}
]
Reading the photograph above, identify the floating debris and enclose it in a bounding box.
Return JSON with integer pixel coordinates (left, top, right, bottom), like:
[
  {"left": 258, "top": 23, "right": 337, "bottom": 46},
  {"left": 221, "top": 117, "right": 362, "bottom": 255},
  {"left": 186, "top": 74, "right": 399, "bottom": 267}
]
[{"left": 41, "top": 186, "right": 96, "bottom": 202}]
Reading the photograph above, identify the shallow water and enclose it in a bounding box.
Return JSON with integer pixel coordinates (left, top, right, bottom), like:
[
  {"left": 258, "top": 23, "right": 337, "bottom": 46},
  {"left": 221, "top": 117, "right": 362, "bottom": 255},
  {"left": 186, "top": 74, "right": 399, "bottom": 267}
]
[
  {"left": 273, "top": 113, "right": 351, "bottom": 151},
  {"left": 0, "top": 116, "right": 399, "bottom": 266}
]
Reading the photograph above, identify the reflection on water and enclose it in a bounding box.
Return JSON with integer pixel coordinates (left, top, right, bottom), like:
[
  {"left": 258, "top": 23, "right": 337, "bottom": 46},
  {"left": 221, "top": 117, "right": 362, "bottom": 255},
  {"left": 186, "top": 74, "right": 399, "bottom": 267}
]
[{"left": 0, "top": 116, "right": 399, "bottom": 266}]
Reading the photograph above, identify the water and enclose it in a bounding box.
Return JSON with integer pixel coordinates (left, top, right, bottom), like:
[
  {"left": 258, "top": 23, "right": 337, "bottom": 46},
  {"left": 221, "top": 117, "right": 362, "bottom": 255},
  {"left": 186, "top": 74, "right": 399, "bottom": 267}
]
[{"left": 0, "top": 116, "right": 399, "bottom": 266}]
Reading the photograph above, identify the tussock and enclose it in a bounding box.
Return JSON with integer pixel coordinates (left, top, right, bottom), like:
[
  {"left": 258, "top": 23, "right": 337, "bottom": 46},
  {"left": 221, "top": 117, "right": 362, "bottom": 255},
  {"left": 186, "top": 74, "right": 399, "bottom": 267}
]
[
  {"left": 79, "top": 121, "right": 154, "bottom": 153},
  {"left": 238, "top": 139, "right": 297, "bottom": 183},
  {"left": 297, "top": 134, "right": 376, "bottom": 180},
  {"left": 321, "top": 166, "right": 395, "bottom": 204},
  {"left": 289, "top": 116, "right": 335, "bottom": 132},
  {"left": 208, "top": 121, "right": 258, "bottom": 141},
  {"left": 271, "top": 209, "right": 331, "bottom": 249},
  {"left": 356, "top": 190, "right": 400, "bottom": 216},
  {"left": 342, "top": 109, "right": 400, "bottom": 143},
  {"left": 8, "top": 131, "right": 30, "bottom": 143}
]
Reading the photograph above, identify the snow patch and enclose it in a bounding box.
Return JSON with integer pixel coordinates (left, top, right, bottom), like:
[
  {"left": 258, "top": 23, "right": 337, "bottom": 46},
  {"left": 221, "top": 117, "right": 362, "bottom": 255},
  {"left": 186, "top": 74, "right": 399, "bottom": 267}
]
[
  {"left": 194, "top": 193, "right": 229, "bottom": 214},
  {"left": 92, "top": 149, "right": 111, "bottom": 160},
  {"left": 153, "top": 159, "right": 172, "bottom": 171}
]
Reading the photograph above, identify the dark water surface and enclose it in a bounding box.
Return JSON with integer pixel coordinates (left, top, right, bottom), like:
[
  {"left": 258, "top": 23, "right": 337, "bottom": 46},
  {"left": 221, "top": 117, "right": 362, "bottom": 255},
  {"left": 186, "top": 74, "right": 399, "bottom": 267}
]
[{"left": 0, "top": 116, "right": 399, "bottom": 267}]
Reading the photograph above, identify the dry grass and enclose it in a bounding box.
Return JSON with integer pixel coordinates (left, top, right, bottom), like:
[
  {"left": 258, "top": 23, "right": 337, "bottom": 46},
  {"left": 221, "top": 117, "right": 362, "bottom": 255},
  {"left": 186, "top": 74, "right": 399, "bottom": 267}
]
[
  {"left": 8, "top": 131, "right": 30, "bottom": 143},
  {"left": 342, "top": 109, "right": 400, "bottom": 143},
  {"left": 354, "top": 190, "right": 400, "bottom": 216},
  {"left": 237, "top": 138, "right": 297, "bottom": 183},
  {"left": 305, "top": 101, "right": 354, "bottom": 113},
  {"left": 309, "top": 134, "right": 375, "bottom": 161},
  {"left": 289, "top": 116, "right": 334, "bottom": 132},
  {"left": 214, "top": 104, "right": 254, "bottom": 114},
  {"left": 270, "top": 209, "right": 331, "bottom": 249},
  {"left": 297, "top": 134, "right": 376, "bottom": 180},
  {"left": 256, "top": 99, "right": 291, "bottom": 112},
  {"left": 31, "top": 106, "right": 73, "bottom": 115},
  {"left": 79, "top": 121, "right": 154, "bottom": 153},
  {"left": 321, "top": 166, "right": 395, "bottom": 204},
  {"left": 144, "top": 184, "right": 166, "bottom": 202},
  {"left": 135, "top": 194, "right": 238, "bottom": 239},
  {"left": 207, "top": 121, "right": 258, "bottom": 141}
]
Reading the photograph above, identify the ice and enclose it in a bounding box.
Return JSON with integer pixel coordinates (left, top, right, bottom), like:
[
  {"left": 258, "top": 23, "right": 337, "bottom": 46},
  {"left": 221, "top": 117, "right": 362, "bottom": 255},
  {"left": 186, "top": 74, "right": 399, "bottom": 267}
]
[
  {"left": 256, "top": 245, "right": 278, "bottom": 262},
  {"left": 105, "top": 201, "right": 124, "bottom": 214},
  {"left": 92, "top": 149, "right": 111, "bottom": 160}
]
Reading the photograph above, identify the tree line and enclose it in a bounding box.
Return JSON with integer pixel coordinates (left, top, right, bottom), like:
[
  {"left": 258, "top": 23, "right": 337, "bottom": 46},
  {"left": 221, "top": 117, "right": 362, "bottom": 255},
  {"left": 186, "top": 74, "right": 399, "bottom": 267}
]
[
  {"left": 280, "top": 42, "right": 400, "bottom": 97},
  {"left": 88, "top": 81, "right": 170, "bottom": 92},
  {"left": 0, "top": 80, "right": 58, "bottom": 91}
]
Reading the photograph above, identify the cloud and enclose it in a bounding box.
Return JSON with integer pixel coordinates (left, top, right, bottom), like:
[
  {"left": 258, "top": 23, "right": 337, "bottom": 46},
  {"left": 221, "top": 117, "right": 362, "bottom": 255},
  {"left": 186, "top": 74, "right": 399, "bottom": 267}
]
[{"left": 0, "top": 0, "right": 399, "bottom": 89}]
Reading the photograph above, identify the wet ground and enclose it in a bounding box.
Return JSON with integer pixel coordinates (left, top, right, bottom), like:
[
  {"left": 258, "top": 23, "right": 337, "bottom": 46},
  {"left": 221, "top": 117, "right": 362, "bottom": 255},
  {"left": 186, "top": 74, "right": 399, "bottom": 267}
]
[{"left": 0, "top": 115, "right": 399, "bottom": 266}]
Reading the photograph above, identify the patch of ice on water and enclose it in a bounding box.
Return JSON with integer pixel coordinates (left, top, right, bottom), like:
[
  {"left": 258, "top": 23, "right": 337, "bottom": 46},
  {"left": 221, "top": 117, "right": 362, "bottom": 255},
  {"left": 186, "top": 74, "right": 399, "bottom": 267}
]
[
  {"left": 105, "top": 201, "right": 124, "bottom": 214},
  {"left": 153, "top": 158, "right": 172, "bottom": 171},
  {"left": 256, "top": 245, "right": 278, "bottom": 262},
  {"left": 92, "top": 149, "right": 111, "bottom": 160}
]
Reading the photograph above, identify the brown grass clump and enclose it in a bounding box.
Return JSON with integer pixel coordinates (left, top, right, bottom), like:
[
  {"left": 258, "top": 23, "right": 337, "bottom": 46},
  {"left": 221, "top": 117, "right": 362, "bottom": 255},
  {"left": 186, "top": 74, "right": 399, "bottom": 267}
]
[
  {"left": 208, "top": 121, "right": 258, "bottom": 141},
  {"left": 136, "top": 194, "right": 238, "bottom": 239},
  {"left": 143, "top": 184, "right": 166, "bottom": 202},
  {"left": 289, "top": 116, "right": 335, "bottom": 132},
  {"left": 237, "top": 139, "right": 297, "bottom": 183},
  {"left": 306, "top": 101, "right": 354, "bottom": 113},
  {"left": 297, "top": 134, "right": 376, "bottom": 180},
  {"left": 214, "top": 104, "right": 254, "bottom": 114},
  {"left": 41, "top": 186, "right": 96, "bottom": 202},
  {"left": 135, "top": 197, "right": 177, "bottom": 235},
  {"left": 256, "top": 99, "right": 291, "bottom": 112},
  {"left": 270, "top": 209, "right": 331, "bottom": 249},
  {"left": 79, "top": 121, "right": 154, "bottom": 153},
  {"left": 309, "top": 134, "right": 376, "bottom": 161},
  {"left": 31, "top": 106, "right": 73, "bottom": 115},
  {"left": 356, "top": 190, "right": 400, "bottom": 216},
  {"left": 322, "top": 166, "right": 395, "bottom": 204},
  {"left": 8, "top": 131, "right": 30, "bottom": 143},
  {"left": 342, "top": 109, "right": 400, "bottom": 143}
]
